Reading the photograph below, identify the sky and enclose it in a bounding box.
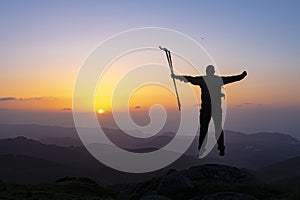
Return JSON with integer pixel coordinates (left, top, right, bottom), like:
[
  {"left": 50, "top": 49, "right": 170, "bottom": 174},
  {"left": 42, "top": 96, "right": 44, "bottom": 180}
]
[{"left": 0, "top": 1, "right": 299, "bottom": 138}]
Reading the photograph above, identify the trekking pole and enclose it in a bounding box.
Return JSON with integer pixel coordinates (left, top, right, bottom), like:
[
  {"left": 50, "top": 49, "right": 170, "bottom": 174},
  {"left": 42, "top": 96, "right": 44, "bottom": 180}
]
[{"left": 159, "top": 46, "right": 181, "bottom": 111}]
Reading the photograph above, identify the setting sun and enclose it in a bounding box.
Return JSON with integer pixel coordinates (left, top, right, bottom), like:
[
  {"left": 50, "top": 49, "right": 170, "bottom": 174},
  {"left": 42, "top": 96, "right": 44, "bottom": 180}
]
[{"left": 98, "top": 109, "right": 104, "bottom": 114}]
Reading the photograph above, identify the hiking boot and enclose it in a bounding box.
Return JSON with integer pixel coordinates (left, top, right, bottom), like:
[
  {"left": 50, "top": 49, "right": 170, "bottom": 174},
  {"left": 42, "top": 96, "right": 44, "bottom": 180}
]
[
  {"left": 218, "top": 145, "right": 225, "bottom": 156},
  {"left": 197, "top": 147, "right": 206, "bottom": 157}
]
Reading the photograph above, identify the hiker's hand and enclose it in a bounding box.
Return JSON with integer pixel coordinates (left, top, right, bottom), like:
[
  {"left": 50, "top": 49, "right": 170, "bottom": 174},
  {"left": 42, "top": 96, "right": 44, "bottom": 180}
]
[
  {"left": 242, "top": 71, "right": 247, "bottom": 77},
  {"left": 171, "top": 74, "right": 188, "bottom": 82},
  {"left": 171, "top": 74, "right": 177, "bottom": 79}
]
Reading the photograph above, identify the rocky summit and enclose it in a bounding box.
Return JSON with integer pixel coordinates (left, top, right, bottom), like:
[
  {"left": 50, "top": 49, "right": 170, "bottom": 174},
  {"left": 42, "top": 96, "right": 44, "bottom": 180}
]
[{"left": 117, "top": 164, "right": 262, "bottom": 200}]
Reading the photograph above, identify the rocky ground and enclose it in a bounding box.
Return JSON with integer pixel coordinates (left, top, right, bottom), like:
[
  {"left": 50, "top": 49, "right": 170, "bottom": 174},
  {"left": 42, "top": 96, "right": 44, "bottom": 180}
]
[
  {"left": 0, "top": 164, "right": 299, "bottom": 200},
  {"left": 115, "top": 164, "right": 299, "bottom": 200}
]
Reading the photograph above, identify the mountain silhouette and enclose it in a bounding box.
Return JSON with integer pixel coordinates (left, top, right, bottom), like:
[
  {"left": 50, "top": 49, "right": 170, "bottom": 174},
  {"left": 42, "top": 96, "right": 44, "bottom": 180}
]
[
  {"left": 1, "top": 124, "right": 300, "bottom": 168},
  {"left": 0, "top": 124, "right": 300, "bottom": 187},
  {"left": 0, "top": 136, "right": 101, "bottom": 170},
  {"left": 0, "top": 124, "right": 78, "bottom": 141},
  {"left": 257, "top": 156, "right": 300, "bottom": 182},
  {"left": 0, "top": 154, "right": 92, "bottom": 184},
  {"left": 199, "top": 130, "right": 300, "bottom": 169},
  {"left": 0, "top": 134, "right": 299, "bottom": 186},
  {"left": 1, "top": 124, "right": 299, "bottom": 170}
]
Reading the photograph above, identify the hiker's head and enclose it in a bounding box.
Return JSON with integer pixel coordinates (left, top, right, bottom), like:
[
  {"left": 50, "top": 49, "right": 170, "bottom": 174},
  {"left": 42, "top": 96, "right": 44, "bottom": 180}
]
[{"left": 206, "top": 65, "right": 215, "bottom": 76}]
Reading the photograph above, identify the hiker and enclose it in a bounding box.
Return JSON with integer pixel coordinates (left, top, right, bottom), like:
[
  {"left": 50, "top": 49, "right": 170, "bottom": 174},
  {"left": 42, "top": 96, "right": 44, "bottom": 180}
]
[{"left": 171, "top": 65, "right": 247, "bottom": 156}]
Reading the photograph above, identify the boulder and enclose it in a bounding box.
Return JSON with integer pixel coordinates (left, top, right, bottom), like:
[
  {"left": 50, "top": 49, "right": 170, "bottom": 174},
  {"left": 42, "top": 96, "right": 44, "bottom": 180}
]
[
  {"left": 115, "top": 185, "right": 137, "bottom": 200},
  {"left": 157, "top": 170, "right": 194, "bottom": 195},
  {"left": 140, "top": 195, "right": 173, "bottom": 200},
  {"left": 182, "top": 164, "right": 260, "bottom": 185},
  {"left": 202, "top": 192, "right": 258, "bottom": 200}
]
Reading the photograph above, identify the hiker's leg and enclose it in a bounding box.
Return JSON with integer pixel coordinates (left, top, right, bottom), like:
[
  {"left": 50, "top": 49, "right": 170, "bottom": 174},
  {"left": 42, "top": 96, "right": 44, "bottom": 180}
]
[
  {"left": 199, "top": 108, "right": 211, "bottom": 151},
  {"left": 212, "top": 110, "right": 225, "bottom": 155},
  {"left": 212, "top": 111, "right": 224, "bottom": 146}
]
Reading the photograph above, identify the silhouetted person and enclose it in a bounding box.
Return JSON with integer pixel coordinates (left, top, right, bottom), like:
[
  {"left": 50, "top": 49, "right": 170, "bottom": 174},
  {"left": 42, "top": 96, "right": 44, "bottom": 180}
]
[{"left": 172, "top": 65, "right": 247, "bottom": 156}]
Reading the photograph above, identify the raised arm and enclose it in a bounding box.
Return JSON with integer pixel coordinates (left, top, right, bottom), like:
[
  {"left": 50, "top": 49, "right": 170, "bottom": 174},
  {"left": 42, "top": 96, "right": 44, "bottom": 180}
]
[
  {"left": 222, "top": 71, "right": 247, "bottom": 85},
  {"left": 171, "top": 74, "right": 203, "bottom": 85}
]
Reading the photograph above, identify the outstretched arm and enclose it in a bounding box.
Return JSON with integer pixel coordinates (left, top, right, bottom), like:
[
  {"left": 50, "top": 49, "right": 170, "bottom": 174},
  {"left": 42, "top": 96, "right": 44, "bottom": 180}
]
[
  {"left": 222, "top": 71, "right": 247, "bottom": 85},
  {"left": 171, "top": 74, "right": 203, "bottom": 85}
]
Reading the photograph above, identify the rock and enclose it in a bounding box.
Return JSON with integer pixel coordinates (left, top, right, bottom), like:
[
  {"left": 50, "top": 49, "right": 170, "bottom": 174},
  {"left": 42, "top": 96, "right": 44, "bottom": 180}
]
[
  {"left": 140, "top": 195, "right": 173, "bottom": 200},
  {"left": 188, "top": 197, "right": 201, "bottom": 200},
  {"left": 202, "top": 192, "right": 258, "bottom": 200},
  {"left": 140, "top": 190, "right": 158, "bottom": 198},
  {"left": 157, "top": 170, "right": 194, "bottom": 196},
  {"left": 117, "top": 165, "right": 262, "bottom": 200},
  {"left": 55, "top": 176, "right": 97, "bottom": 185},
  {"left": 0, "top": 185, "right": 7, "bottom": 192},
  {"left": 182, "top": 164, "right": 260, "bottom": 185},
  {"left": 115, "top": 185, "right": 137, "bottom": 200}
]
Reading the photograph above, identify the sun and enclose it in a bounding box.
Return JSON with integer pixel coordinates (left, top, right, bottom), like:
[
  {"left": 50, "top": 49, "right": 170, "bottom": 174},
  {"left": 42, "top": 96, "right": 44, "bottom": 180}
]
[{"left": 97, "top": 109, "right": 104, "bottom": 114}]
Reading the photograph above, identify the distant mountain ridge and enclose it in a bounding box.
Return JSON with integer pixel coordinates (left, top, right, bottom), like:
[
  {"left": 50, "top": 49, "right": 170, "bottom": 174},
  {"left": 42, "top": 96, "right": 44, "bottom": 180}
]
[
  {"left": 0, "top": 124, "right": 77, "bottom": 139},
  {"left": 0, "top": 136, "right": 299, "bottom": 186},
  {"left": 0, "top": 154, "right": 90, "bottom": 184},
  {"left": 0, "top": 124, "right": 300, "bottom": 185},
  {"left": 209, "top": 130, "right": 300, "bottom": 169},
  {"left": 0, "top": 136, "right": 101, "bottom": 170},
  {"left": 0, "top": 124, "right": 299, "bottom": 170},
  {"left": 257, "top": 156, "right": 300, "bottom": 181}
]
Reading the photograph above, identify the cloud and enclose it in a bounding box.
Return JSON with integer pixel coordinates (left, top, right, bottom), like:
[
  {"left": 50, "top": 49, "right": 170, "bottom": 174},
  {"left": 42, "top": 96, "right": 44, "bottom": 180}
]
[
  {"left": 23, "top": 97, "right": 57, "bottom": 101},
  {"left": 0, "top": 96, "right": 57, "bottom": 103},
  {"left": 130, "top": 105, "right": 143, "bottom": 110},
  {"left": 0, "top": 97, "right": 17, "bottom": 101}
]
